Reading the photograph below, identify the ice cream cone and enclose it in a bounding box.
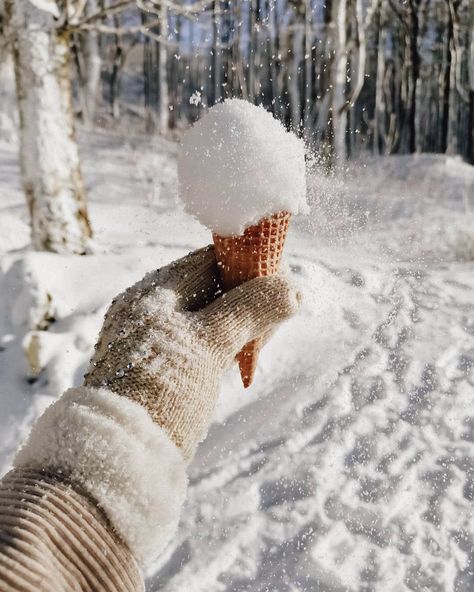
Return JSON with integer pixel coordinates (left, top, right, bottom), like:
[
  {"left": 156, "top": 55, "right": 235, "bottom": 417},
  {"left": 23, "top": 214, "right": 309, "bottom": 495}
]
[{"left": 213, "top": 211, "right": 291, "bottom": 388}]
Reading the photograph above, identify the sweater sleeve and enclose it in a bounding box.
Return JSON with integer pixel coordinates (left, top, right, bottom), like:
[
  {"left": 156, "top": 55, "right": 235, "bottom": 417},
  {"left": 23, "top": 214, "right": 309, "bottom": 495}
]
[
  {"left": 0, "top": 386, "right": 189, "bottom": 590},
  {"left": 0, "top": 469, "right": 143, "bottom": 592}
]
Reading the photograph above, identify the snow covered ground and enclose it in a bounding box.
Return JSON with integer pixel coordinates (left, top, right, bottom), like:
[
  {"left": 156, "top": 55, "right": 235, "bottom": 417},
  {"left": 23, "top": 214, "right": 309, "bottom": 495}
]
[{"left": 1, "top": 130, "right": 474, "bottom": 591}]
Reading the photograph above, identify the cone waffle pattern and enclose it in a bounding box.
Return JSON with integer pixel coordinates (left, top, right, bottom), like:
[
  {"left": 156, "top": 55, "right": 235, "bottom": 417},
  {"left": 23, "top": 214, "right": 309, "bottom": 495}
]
[{"left": 213, "top": 212, "right": 290, "bottom": 387}]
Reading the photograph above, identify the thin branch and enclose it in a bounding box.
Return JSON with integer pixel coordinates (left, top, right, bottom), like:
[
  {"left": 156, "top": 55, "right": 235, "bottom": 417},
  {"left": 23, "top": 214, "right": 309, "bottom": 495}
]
[
  {"left": 73, "top": 0, "right": 135, "bottom": 26},
  {"left": 69, "top": 0, "right": 88, "bottom": 24},
  {"left": 140, "top": 0, "right": 216, "bottom": 18},
  {"left": 78, "top": 20, "right": 177, "bottom": 46}
]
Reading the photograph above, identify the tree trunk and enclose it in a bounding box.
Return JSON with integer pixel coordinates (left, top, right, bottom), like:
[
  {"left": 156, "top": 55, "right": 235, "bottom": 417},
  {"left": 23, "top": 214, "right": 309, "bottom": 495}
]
[
  {"left": 0, "top": 36, "right": 17, "bottom": 141},
  {"left": 446, "top": 33, "right": 458, "bottom": 154},
  {"left": 440, "top": 3, "right": 453, "bottom": 153},
  {"left": 142, "top": 12, "right": 157, "bottom": 133},
  {"left": 374, "top": 3, "right": 386, "bottom": 154},
  {"left": 169, "top": 14, "right": 181, "bottom": 128},
  {"left": 110, "top": 16, "right": 123, "bottom": 120},
  {"left": 220, "top": 0, "right": 232, "bottom": 100},
  {"left": 468, "top": 89, "right": 474, "bottom": 164},
  {"left": 269, "top": 0, "right": 280, "bottom": 117},
  {"left": 81, "top": 0, "right": 101, "bottom": 127},
  {"left": 0, "top": 0, "right": 17, "bottom": 140},
  {"left": 248, "top": 0, "right": 257, "bottom": 102},
  {"left": 158, "top": 2, "right": 169, "bottom": 135},
  {"left": 287, "top": 28, "right": 301, "bottom": 131},
  {"left": 407, "top": 2, "right": 420, "bottom": 153},
  {"left": 331, "top": 0, "right": 348, "bottom": 163},
  {"left": 303, "top": 0, "right": 313, "bottom": 142},
  {"left": 5, "top": 0, "right": 92, "bottom": 255},
  {"left": 468, "top": 22, "right": 474, "bottom": 163},
  {"left": 212, "top": 0, "right": 221, "bottom": 104}
]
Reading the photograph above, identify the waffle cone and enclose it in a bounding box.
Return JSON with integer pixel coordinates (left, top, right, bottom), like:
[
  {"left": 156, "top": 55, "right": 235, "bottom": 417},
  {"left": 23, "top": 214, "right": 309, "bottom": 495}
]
[{"left": 213, "top": 211, "right": 291, "bottom": 387}]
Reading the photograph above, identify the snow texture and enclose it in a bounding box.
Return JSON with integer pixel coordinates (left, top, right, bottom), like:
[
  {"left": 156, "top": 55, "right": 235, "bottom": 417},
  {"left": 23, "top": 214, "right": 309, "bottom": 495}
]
[
  {"left": 1, "top": 132, "right": 474, "bottom": 591},
  {"left": 14, "top": 386, "right": 187, "bottom": 566},
  {"left": 178, "top": 99, "right": 307, "bottom": 236}
]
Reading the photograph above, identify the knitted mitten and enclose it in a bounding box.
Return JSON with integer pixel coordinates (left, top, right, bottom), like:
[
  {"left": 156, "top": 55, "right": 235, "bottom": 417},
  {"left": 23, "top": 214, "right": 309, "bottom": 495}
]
[{"left": 84, "top": 245, "right": 301, "bottom": 461}]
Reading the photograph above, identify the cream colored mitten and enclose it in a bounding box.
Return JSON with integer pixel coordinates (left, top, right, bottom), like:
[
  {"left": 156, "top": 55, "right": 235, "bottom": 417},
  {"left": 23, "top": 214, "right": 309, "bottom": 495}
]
[
  {"left": 84, "top": 245, "right": 301, "bottom": 461},
  {"left": 14, "top": 245, "right": 301, "bottom": 567}
]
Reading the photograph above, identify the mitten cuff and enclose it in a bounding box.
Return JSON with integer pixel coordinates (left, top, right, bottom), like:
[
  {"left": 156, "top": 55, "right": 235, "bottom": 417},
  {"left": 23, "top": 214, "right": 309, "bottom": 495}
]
[{"left": 14, "top": 386, "right": 187, "bottom": 566}]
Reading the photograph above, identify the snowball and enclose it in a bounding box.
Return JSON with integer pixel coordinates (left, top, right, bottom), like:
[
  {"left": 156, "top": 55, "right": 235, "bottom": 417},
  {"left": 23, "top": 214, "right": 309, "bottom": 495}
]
[{"left": 178, "top": 99, "right": 307, "bottom": 236}]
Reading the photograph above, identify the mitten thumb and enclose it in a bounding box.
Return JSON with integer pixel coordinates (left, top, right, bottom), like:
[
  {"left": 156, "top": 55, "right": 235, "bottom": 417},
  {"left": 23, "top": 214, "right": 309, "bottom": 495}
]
[{"left": 199, "top": 273, "right": 301, "bottom": 364}]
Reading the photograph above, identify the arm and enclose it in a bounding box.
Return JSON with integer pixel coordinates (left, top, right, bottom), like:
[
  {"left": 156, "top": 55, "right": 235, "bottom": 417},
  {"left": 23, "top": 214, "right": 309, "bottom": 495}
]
[
  {"left": 0, "top": 246, "right": 300, "bottom": 591},
  {"left": 0, "top": 469, "right": 142, "bottom": 591}
]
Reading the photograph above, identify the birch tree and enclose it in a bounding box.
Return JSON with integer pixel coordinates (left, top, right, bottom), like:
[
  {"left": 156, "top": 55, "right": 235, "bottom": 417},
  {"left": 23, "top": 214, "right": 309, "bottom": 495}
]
[
  {"left": 331, "top": 0, "right": 348, "bottom": 162},
  {"left": 322, "top": 0, "right": 348, "bottom": 164},
  {"left": 4, "top": 0, "right": 92, "bottom": 254}
]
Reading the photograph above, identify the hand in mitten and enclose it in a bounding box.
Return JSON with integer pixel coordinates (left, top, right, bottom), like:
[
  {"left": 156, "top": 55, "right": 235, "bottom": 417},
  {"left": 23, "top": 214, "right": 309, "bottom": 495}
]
[{"left": 84, "top": 245, "right": 301, "bottom": 461}]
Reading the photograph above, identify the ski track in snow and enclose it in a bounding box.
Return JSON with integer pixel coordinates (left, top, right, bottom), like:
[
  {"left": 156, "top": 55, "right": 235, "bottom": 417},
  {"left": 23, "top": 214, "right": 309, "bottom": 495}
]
[{"left": 0, "top": 132, "right": 474, "bottom": 591}]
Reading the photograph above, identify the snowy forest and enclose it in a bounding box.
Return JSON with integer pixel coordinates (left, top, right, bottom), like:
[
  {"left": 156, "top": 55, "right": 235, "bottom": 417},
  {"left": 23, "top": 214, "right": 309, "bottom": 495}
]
[
  {"left": 4, "top": 1, "right": 474, "bottom": 156},
  {"left": 1, "top": 1, "right": 474, "bottom": 591},
  {"left": 0, "top": 0, "right": 473, "bottom": 253}
]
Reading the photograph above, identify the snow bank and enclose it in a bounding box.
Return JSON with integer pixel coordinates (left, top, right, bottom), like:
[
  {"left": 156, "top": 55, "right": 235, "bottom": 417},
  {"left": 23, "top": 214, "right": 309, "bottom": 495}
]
[{"left": 178, "top": 99, "right": 307, "bottom": 236}]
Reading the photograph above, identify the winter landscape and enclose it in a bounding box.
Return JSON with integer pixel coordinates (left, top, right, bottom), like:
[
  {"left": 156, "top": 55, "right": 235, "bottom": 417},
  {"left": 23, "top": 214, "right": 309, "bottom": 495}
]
[{"left": 1, "top": 0, "right": 474, "bottom": 591}]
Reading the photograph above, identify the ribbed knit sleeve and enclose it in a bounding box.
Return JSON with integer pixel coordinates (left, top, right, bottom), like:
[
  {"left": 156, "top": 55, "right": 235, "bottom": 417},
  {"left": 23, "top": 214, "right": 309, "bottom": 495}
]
[{"left": 0, "top": 468, "right": 143, "bottom": 592}]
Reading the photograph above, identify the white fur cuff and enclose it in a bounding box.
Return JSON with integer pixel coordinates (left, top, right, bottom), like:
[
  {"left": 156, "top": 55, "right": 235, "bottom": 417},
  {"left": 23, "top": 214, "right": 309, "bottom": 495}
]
[{"left": 14, "top": 386, "right": 188, "bottom": 565}]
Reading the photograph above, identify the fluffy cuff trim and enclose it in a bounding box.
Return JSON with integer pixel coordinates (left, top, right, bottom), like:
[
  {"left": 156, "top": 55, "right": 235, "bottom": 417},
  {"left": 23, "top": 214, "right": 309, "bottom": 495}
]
[{"left": 14, "top": 386, "right": 187, "bottom": 566}]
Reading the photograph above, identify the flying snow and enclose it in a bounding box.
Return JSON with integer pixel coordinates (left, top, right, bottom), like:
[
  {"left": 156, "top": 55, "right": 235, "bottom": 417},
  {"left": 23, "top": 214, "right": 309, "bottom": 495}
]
[
  {"left": 189, "top": 91, "right": 202, "bottom": 106},
  {"left": 177, "top": 99, "right": 308, "bottom": 236}
]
